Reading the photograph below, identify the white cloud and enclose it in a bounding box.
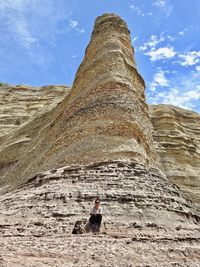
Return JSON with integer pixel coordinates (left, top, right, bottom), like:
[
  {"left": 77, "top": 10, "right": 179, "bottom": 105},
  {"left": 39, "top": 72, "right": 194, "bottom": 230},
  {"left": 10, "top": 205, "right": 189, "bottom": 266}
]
[
  {"left": 145, "top": 46, "right": 176, "bottom": 61},
  {"left": 166, "top": 35, "right": 176, "bottom": 41},
  {"left": 152, "top": 0, "right": 173, "bottom": 17},
  {"left": 139, "top": 34, "right": 165, "bottom": 51},
  {"left": 178, "top": 28, "right": 188, "bottom": 37},
  {"left": 178, "top": 31, "right": 184, "bottom": 36},
  {"left": 129, "top": 4, "right": 144, "bottom": 16},
  {"left": 0, "top": 0, "right": 38, "bottom": 49},
  {"left": 0, "top": 0, "right": 80, "bottom": 66},
  {"left": 0, "top": 0, "right": 70, "bottom": 51},
  {"left": 196, "top": 66, "right": 200, "bottom": 71},
  {"left": 12, "top": 19, "right": 37, "bottom": 49},
  {"left": 149, "top": 69, "right": 169, "bottom": 91},
  {"left": 0, "top": 0, "right": 25, "bottom": 10},
  {"left": 68, "top": 19, "right": 85, "bottom": 34},
  {"left": 153, "top": 88, "right": 200, "bottom": 110},
  {"left": 69, "top": 19, "right": 78, "bottom": 28},
  {"left": 148, "top": 70, "right": 200, "bottom": 110},
  {"left": 178, "top": 51, "right": 200, "bottom": 66},
  {"left": 132, "top": 36, "right": 138, "bottom": 44},
  {"left": 78, "top": 28, "right": 85, "bottom": 34},
  {"left": 153, "top": 0, "right": 166, "bottom": 7}
]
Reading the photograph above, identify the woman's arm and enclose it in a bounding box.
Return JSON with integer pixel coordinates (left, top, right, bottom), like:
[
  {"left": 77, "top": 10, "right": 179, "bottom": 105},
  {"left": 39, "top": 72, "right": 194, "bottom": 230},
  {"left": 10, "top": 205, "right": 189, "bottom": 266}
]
[{"left": 90, "top": 207, "right": 94, "bottom": 215}]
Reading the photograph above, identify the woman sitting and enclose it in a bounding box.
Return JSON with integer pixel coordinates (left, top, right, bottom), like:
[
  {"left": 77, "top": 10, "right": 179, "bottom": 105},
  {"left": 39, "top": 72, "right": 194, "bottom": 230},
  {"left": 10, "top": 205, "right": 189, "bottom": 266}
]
[{"left": 89, "top": 198, "right": 102, "bottom": 228}]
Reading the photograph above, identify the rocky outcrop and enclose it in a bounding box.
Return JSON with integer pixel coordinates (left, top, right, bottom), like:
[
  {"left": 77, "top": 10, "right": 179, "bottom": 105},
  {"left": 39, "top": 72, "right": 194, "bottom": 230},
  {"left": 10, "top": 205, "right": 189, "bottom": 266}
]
[
  {"left": 0, "top": 84, "right": 69, "bottom": 184},
  {"left": 0, "top": 14, "right": 200, "bottom": 266},
  {"left": 0, "top": 84, "right": 69, "bottom": 137},
  {"left": 1, "top": 160, "right": 200, "bottom": 266},
  {"left": 150, "top": 104, "right": 200, "bottom": 210}
]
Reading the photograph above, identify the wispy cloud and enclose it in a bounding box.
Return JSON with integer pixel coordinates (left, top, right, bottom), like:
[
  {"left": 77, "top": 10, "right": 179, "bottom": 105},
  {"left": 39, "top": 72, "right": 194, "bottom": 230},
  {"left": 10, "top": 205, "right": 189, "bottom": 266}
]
[
  {"left": 152, "top": 0, "right": 173, "bottom": 17},
  {"left": 145, "top": 46, "right": 176, "bottom": 61},
  {"left": 178, "top": 51, "right": 200, "bottom": 66},
  {"left": 149, "top": 69, "right": 169, "bottom": 91},
  {"left": 148, "top": 69, "right": 200, "bottom": 110},
  {"left": 69, "top": 19, "right": 78, "bottom": 28},
  {"left": 152, "top": 0, "right": 167, "bottom": 7},
  {"left": 139, "top": 34, "right": 165, "bottom": 51},
  {"left": 151, "top": 88, "right": 200, "bottom": 110},
  {"left": 129, "top": 4, "right": 144, "bottom": 16},
  {"left": 11, "top": 18, "right": 38, "bottom": 49},
  {"left": 0, "top": 0, "right": 37, "bottom": 49},
  {"left": 68, "top": 18, "right": 85, "bottom": 34},
  {"left": 0, "top": 0, "right": 78, "bottom": 66}
]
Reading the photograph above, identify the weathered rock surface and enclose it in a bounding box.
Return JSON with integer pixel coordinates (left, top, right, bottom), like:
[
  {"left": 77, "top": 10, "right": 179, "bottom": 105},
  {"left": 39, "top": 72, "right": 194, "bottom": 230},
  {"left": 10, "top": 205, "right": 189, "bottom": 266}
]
[
  {"left": 1, "top": 160, "right": 200, "bottom": 266},
  {"left": 0, "top": 84, "right": 69, "bottom": 137},
  {"left": 0, "top": 85, "right": 69, "bottom": 183},
  {"left": 150, "top": 104, "right": 200, "bottom": 210},
  {"left": 0, "top": 13, "right": 200, "bottom": 266}
]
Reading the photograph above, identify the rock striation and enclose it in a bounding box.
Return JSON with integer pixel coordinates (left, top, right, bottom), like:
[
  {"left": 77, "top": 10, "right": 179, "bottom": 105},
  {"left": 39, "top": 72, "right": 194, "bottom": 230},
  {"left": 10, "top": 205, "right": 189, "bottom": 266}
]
[
  {"left": 0, "top": 14, "right": 200, "bottom": 266},
  {"left": 0, "top": 84, "right": 69, "bottom": 184},
  {"left": 0, "top": 84, "right": 69, "bottom": 137},
  {"left": 150, "top": 104, "right": 200, "bottom": 210}
]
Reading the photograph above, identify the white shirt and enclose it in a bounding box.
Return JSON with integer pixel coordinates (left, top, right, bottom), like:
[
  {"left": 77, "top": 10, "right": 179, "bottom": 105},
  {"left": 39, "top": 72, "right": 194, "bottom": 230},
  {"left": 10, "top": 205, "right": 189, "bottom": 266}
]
[{"left": 90, "top": 206, "right": 102, "bottom": 215}]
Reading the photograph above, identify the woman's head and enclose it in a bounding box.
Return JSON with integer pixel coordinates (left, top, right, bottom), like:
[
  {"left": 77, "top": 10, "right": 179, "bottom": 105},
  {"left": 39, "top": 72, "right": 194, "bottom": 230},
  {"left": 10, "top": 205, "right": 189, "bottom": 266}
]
[{"left": 95, "top": 198, "right": 100, "bottom": 207}]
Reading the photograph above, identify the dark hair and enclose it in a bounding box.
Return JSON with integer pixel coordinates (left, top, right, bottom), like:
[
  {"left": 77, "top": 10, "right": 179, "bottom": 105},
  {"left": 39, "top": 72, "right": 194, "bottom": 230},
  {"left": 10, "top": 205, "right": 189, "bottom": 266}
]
[{"left": 95, "top": 197, "right": 100, "bottom": 203}]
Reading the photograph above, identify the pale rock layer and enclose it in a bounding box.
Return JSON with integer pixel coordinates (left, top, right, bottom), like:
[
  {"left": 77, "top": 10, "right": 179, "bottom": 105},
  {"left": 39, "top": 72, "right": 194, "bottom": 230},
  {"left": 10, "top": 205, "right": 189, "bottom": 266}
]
[
  {"left": 0, "top": 84, "right": 69, "bottom": 184},
  {"left": 0, "top": 84, "right": 69, "bottom": 137},
  {"left": 150, "top": 104, "right": 200, "bottom": 210}
]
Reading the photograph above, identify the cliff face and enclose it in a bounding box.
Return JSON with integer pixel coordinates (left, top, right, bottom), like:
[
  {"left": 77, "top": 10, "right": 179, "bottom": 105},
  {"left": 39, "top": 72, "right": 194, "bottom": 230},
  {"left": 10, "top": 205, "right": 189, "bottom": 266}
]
[
  {"left": 0, "top": 14, "right": 200, "bottom": 267},
  {"left": 0, "top": 85, "right": 69, "bottom": 184},
  {"left": 150, "top": 104, "right": 200, "bottom": 209},
  {"left": 0, "top": 84, "right": 68, "bottom": 137}
]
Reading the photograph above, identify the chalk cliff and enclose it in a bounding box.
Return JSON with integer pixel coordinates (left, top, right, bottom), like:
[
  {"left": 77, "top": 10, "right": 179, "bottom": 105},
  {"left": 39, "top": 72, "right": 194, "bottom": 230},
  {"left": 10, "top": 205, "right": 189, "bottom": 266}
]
[
  {"left": 150, "top": 104, "right": 200, "bottom": 210},
  {"left": 0, "top": 14, "right": 200, "bottom": 267},
  {"left": 0, "top": 84, "right": 68, "bottom": 137}
]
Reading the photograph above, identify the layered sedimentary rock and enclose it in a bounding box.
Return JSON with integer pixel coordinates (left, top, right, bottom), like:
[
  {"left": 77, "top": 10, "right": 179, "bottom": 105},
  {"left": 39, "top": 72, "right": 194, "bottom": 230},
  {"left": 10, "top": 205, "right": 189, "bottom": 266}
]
[
  {"left": 0, "top": 12, "right": 199, "bottom": 223},
  {"left": 0, "top": 14, "right": 200, "bottom": 266},
  {"left": 0, "top": 84, "right": 69, "bottom": 183},
  {"left": 0, "top": 84, "right": 69, "bottom": 137},
  {"left": 150, "top": 104, "right": 200, "bottom": 209},
  {"left": 1, "top": 160, "right": 200, "bottom": 266},
  {"left": 1, "top": 13, "right": 163, "bottom": 190}
]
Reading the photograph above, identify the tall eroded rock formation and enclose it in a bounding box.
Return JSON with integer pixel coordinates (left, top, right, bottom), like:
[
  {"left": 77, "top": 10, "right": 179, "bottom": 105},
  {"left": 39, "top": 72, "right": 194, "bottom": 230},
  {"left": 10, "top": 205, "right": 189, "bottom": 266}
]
[
  {"left": 0, "top": 14, "right": 200, "bottom": 266},
  {"left": 2, "top": 13, "right": 162, "bottom": 189},
  {"left": 58, "top": 13, "right": 159, "bottom": 168}
]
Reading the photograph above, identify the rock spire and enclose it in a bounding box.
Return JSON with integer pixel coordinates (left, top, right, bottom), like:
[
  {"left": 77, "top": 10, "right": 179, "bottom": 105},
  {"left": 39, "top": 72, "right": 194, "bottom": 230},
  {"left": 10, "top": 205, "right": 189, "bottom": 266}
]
[{"left": 0, "top": 14, "right": 200, "bottom": 266}]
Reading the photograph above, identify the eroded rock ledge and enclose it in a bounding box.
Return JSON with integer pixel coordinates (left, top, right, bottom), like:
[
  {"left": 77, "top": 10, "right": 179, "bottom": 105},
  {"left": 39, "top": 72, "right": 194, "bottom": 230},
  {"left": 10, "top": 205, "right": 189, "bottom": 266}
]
[{"left": 1, "top": 159, "right": 200, "bottom": 266}]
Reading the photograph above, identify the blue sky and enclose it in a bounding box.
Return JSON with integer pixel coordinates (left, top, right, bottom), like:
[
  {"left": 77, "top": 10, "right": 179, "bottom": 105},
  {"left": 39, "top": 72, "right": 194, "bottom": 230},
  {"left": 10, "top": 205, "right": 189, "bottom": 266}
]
[{"left": 0, "top": 0, "right": 200, "bottom": 112}]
